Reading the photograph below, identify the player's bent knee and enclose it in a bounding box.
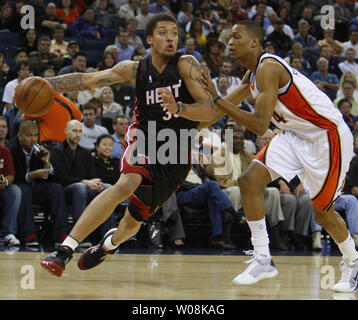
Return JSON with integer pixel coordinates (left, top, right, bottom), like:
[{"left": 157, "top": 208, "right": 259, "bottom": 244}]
[{"left": 113, "top": 173, "right": 142, "bottom": 197}]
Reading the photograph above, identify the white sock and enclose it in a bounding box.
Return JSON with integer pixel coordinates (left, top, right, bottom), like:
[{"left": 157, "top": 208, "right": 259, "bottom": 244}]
[
  {"left": 61, "top": 236, "right": 79, "bottom": 251},
  {"left": 247, "top": 218, "right": 271, "bottom": 259},
  {"left": 337, "top": 234, "right": 358, "bottom": 264},
  {"left": 102, "top": 235, "right": 119, "bottom": 251}
]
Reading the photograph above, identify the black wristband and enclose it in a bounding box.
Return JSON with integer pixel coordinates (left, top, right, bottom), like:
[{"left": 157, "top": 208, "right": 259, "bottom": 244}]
[
  {"left": 175, "top": 102, "right": 181, "bottom": 114},
  {"left": 213, "top": 96, "right": 221, "bottom": 103}
]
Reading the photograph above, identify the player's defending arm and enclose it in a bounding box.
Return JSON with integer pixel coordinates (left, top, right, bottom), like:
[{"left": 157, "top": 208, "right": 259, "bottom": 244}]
[
  {"left": 45, "top": 60, "right": 139, "bottom": 92},
  {"left": 205, "top": 60, "right": 279, "bottom": 135}
]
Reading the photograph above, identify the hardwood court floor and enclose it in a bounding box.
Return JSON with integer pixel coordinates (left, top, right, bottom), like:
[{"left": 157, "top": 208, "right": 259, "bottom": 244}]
[{"left": 0, "top": 250, "right": 356, "bottom": 300}]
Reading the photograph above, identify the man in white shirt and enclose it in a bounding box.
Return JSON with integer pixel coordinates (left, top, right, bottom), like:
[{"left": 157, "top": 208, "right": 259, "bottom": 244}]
[
  {"left": 79, "top": 102, "right": 108, "bottom": 150},
  {"left": 136, "top": 0, "right": 154, "bottom": 31},
  {"left": 341, "top": 29, "right": 358, "bottom": 57},
  {"left": 338, "top": 48, "right": 358, "bottom": 75},
  {"left": 213, "top": 58, "right": 242, "bottom": 95},
  {"left": 2, "top": 61, "right": 30, "bottom": 112}
]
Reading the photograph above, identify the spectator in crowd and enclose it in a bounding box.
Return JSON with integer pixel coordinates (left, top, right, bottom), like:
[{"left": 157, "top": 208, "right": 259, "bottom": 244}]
[
  {"left": 0, "top": 143, "right": 21, "bottom": 246},
  {"left": 177, "top": 1, "right": 193, "bottom": 26},
  {"left": 318, "top": 28, "right": 344, "bottom": 58},
  {"left": 24, "top": 92, "right": 82, "bottom": 149},
  {"left": 203, "top": 38, "right": 225, "bottom": 78},
  {"left": 318, "top": 44, "right": 342, "bottom": 79},
  {"left": 216, "top": 17, "right": 232, "bottom": 46},
  {"left": 118, "top": 0, "right": 140, "bottom": 20},
  {"left": 337, "top": 71, "right": 358, "bottom": 101},
  {"left": 39, "top": 2, "right": 68, "bottom": 36},
  {"left": 98, "top": 86, "right": 124, "bottom": 133},
  {"left": 9, "top": 120, "right": 69, "bottom": 247},
  {"left": 79, "top": 102, "right": 108, "bottom": 151},
  {"left": 338, "top": 48, "right": 358, "bottom": 75},
  {"left": 149, "top": 0, "right": 170, "bottom": 14},
  {"left": 92, "top": 0, "right": 117, "bottom": 29},
  {"left": 177, "top": 163, "right": 237, "bottom": 249},
  {"left": 51, "top": 119, "right": 115, "bottom": 246},
  {"left": 28, "top": 36, "right": 64, "bottom": 76},
  {"left": 111, "top": 115, "right": 128, "bottom": 160},
  {"left": 12, "top": 0, "right": 28, "bottom": 33},
  {"left": 69, "top": 7, "right": 103, "bottom": 39},
  {"left": 205, "top": 126, "right": 288, "bottom": 250},
  {"left": 290, "top": 56, "right": 308, "bottom": 77},
  {"left": 229, "top": 0, "right": 249, "bottom": 24},
  {"left": 89, "top": 97, "right": 104, "bottom": 126},
  {"left": 6, "top": 48, "right": 29, "bottom": 81},
  {"left": 341, "top": 29, "right": 358, "bottom": 57},
  {"left": 0, "top": 116, "right": 9, "bottom": 147},
  {"left": 178, "top": 37, "right": 202, "bottom": 61},
  {"left": 0, "top": 3, "right": 17, "bottom": 33},
  {"left": 97, "top": 51, "right": 116, "bottom": 71},
  {"left": 50, "top": 25, "right": 69, "bottom": 58},
  {"left": 61, "top": 40, "right": 80, "bottom": 67},
  {"left": 213, "top": 58, "right": 241, "bottom": 95},
  {"left": 200, "top": 0, "right": 220, "bottom": 25},
  {"left": 58, "top": 51, "right": 87, "bottom": 75},
  {"left": 126, "top": 17, "right": 144, "bottom": 50},
  {"left": 114, "top": 28, "right": 135, "bottom": 62},
  {"left": 292, "top": 19, "right": 319, "bottom": 58},
  {"left": 248, "top": 0, "right": 271, "bottom": 29},
  {"left": 2, "top": 62, "right": 30, "bottom": 112},
  {"left": 20, "top": 28, "right": 38, "bottom": 55},
  {"left": 284, "top": 42, "right": 312, "bottom": 75},
  {"left": 56, "top": 0, "right": 80, "bottom": 27},
  {"left": 0, "top": 53, "right": 10, "bottom": 87},
  {"left": 299, "top": 5, "right": 321, "bottom": 40},
  {"left": 103, "top": 45, "right": 119, "bottom": 63},
  {"left": 265, "top": 18, "right": 292, "bottom": 57},
  {"left": 334, "top": 79, "right": 358, "bottom": 116},
  {"left": 136, "top": 0, "right": 153, "bottom": 31},
  {"left": 311, "top": 57, "right": 339, "bottom": 101},
  {"left": 188, "top": 17, "right": 208, "bottom": 51},
  {"left": 265, "top": 11, "right": 294, "bottom": 39},
  {"left": 334, "top": 0, "right": 352, "bottom": 41},
  {"left": 335, "top": 98, "right": 355, "bottom": 133}
]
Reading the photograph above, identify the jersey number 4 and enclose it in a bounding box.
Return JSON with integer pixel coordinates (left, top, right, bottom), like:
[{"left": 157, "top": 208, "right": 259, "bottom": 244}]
[{"left": 273, "top": 111, "right": 288, "bottom": 123}]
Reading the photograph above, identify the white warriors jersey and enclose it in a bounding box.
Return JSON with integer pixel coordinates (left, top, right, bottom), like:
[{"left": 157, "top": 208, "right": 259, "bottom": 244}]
[{"left": 249, "top": 53, "right": 343, "bottom": 140}]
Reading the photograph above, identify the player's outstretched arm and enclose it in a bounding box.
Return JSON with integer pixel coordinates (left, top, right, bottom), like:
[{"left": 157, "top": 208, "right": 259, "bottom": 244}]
[
  {"left": 46, "top": 60, "right": 138, "bottom": 93},
  {"left": 207, "top": 61, "right": 280, "bottom": 135}
]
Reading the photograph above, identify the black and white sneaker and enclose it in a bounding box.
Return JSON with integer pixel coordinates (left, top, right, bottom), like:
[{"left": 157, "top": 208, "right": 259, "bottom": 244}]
[
  {"left": 40, "top": 246, "right": 73, "bottom": 277},
  {"left": 77, "top": 228, "right": 117, "bottom": 270}
]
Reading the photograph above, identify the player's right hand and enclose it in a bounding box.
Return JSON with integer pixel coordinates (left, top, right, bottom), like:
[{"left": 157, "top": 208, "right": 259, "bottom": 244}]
[{"left": 200, "top": 72, "right": 219, "bottom": 100}]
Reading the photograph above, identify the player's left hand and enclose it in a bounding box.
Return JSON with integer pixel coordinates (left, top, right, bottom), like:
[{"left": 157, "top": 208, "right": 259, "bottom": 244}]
[{"left": 158, "top": 87, "right": 178, "bottom": 114}]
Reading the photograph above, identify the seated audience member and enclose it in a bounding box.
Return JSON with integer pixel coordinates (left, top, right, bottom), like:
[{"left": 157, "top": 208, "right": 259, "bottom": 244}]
[
  {"left": 318, "top": 28, "right": 344, "bottom": 57},
  {"left": 292, "top": 19, "right": 319, "bottom": 58},
  {"left": 0, "top": 116, "right": 9, "bottom": 147},
  {"left": 2, "top": 62, "right": 30, "bottom": 112},
  {"left": 28, "top": 36, "right": 64, "bottom": 76},
  {"left": 24, "top": 92, "right": 82, "bottom": 149},
  {"left": 98, "top": 86, "right": 124, "bottom": 133},
  {"left": 318, "top": 44, "right": 342, "bottom": 79},
  {"left": 21, "top": 28, "right": 38, "bottom": 55},
  {"left": 39, "top": 2, "right": 67, "bottom": 36},
  {"left": 51, "top": 120, "right": 115, "bottom": 246},
  {"left": 0, "top": 144, "right": 21, "bottom": 246},
  {"left": 311, "top": 57, "right": 339, "bottom": 101},
  {"left": 125, "top": 17, "right": 144, "bottom": 50},
  {"left": 50, "top": 25, "right": 68, "bottom": 58},
  {"left": 58, "top": 52, "right": 87, "bottom": 75},
  {"left": 176, "top": 164, "right": 238, "bottom": 249},
  {"left": 79, "top": 102, "right": 109, "bottom": 151},
  {"left": 335, "top": 98, "right": 355, "bottom": 132},
  {"left": 6, "top": 48, "right": 29, "bottom": 81},
  {"left": 334, "top": 79, "right": 358, "bottom": 117},
  {"left": 338, "top": 48, "right": 358, "bottom": 75},
  {"left": 118, "top": 0, "right": 141, "bottom": 20},
  {"left": 56, "top": 0, "right": 80, "bottom": 27},
  {"left": 114, "top": 28, "right": 135, "bottom": 62},
  {"left": 92, "top": 0, "right": 118, "bottom": 29},
  {"left": 337, "top": 71, "right": 358, "bottom": 101},
  {"left": 284, "top": 42, "right": 312, "bottom": 75},
  {"left": 9, "top": 120, "right": 69, "bottom": 247},
  {"left": 265, "top": 18, "right": 292, "bottom": 57},
  {"left": 111, "top": 115, "right": 129, "bottom": 160},
  {"left": 178, "top": 37, "right": 203, "bottom": 62},
  {"left": 69, "top": 7, "right": 103, "bottom": 39},
  {"left": 61, "top": 40, "right": 80, "bottom": 67},
  {"left": 205, "top": 126, "right": 288, "bottom": 250},
  {"left": 290, "top": 56, "right": 309, "bottom": 77},
  {"left": 213, "top": 58, "right": 242, "bottom": 95},
  {"left": 97, "top": 52, "right": 116, "bottom": 71}
]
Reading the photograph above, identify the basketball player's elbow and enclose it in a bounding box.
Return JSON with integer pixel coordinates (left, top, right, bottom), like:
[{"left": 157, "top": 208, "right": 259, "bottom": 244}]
[{"left": 253, "top": 117, "right": 270, "bottom": 136}]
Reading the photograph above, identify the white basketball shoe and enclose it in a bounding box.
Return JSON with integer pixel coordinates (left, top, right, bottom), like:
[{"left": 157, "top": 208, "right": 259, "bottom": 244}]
[
  {"left": 333, "top": 257, "right": 358, "bottom": 293},
  {"left": 232, "top": 250, "right": 278, "bottom": 285}
]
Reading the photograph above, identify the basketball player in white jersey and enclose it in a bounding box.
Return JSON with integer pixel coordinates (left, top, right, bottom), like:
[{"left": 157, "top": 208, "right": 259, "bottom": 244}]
[{"left": 159, "top": 20, "right": 358, "bottom": 293}]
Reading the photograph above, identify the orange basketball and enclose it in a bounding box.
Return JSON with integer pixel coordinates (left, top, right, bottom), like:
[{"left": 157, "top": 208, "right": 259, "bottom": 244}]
[{"left": 14, "top": 76, "right": 55, "bottom": 116}]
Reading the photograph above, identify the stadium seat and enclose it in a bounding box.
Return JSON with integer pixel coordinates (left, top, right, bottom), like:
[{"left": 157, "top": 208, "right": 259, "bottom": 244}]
[
  {"left": 86, "top": 51, "right": 103, "bottom": 68},
  {"left": 81, "top": 38, "right": 110, "bottom": 53},
  {"left": 102, "top": 28, "right": 118, "bottom": 43},
  {"left": 0, "top": 33, "right": 20, "bottom": 46}
]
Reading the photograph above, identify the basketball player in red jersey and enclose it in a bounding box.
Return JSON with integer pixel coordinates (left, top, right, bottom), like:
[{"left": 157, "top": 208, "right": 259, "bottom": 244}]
[
  {"left": 40, "top": 13, "right": 222, "bottom": 276},
  {"left": 159, "top": 20, "right": 358, "bottom": 293}
]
